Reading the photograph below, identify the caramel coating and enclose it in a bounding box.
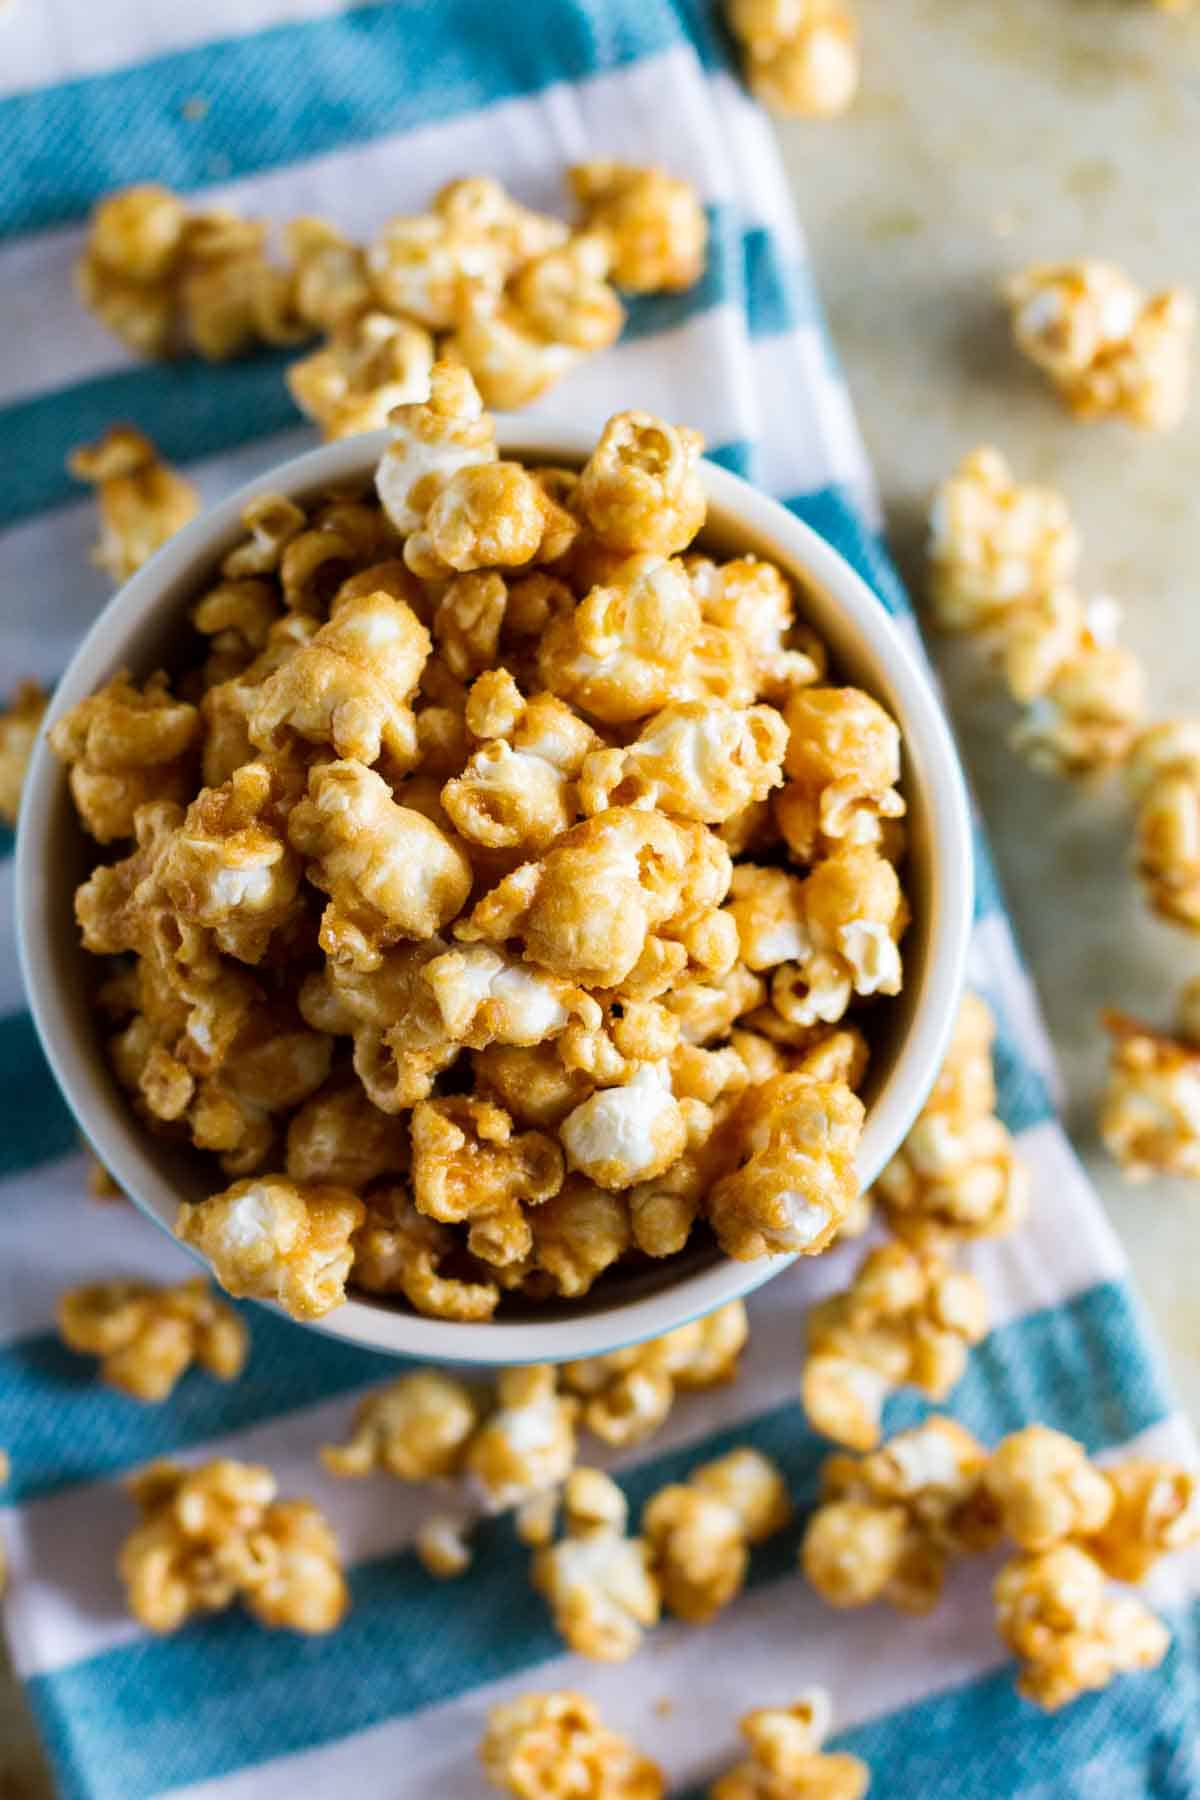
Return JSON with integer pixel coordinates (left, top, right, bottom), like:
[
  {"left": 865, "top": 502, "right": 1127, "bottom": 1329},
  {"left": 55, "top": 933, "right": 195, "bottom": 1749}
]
[
  {"left": 57, "top": 1277, "right": 248, "bottom": 1401},
  {"left": 481, "top": 1690, "right": 664, "bottom": 1800}
]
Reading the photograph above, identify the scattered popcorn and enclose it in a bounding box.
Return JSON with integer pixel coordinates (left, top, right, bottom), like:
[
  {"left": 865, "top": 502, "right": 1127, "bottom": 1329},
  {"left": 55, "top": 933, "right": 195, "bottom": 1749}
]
[
  {"left": 1086, "top": 1458, "right": 1200, "bottom": 1581},
  {"left": 415, "top": 1510, "right": 475, "bottom": 1579},
  {"left": 57, "top": 1276, "right": 248, "bottom": 1402},
  {"left": 710, "top": 1693, "right": 870, "bottom": 1800},
  {"left": 287, "top": 311, "right": 435, "bottom": 438},
  {"left": 1100, "top": 995, "right": 1200, "bottom": 1180},
  {"left": 569, "top": 162, "right": 707, "bottom": 293},
  {"left": 801, "top": 1242, "right": 989, "bottom": 1448},
  {"left": 480, "top": 1690, "right": 664, "bottom": 1800},
  {"left": 533, "top": 1466, "right": 660, "bottom": 1660},
  {"left": 0, "top": 679, "right": 47, "bottom": 825},
  {"left": 176, "top": 1176, "right": 365, "bottom": 1319},
  {"left": 726, "top": 0, "right": 861, "bottom": 119},
  {"left": 1005, "top": 260, "right": 1195, "bottom": 430},
  {"left": 1011, "top": 623, "right": 1146, "bottom": 778},
  {"left": 119, "top": 1457, "right": 347, "bottom": 1634},
  {"left": 982, "top": 1426, "right": 1114, "bottom": 1552},
  {"left": 321, "top": 1369, "right": 479, "bottom": 1479},
  {"left": 708, "top": 1074, "right": 865, "bottom": 1260},
  {"left": 643, "top": 1446, "right": 792, "bottom": 1623},
  {"left": 926, "top": 447, "right": 1079, "bottom": 634},
  {"left": 68, "top": 425, "right": 200, "bottom": 585},
  {"left": 994, "top": 1544, "right": 1169, "bottom": 1710},
  {"left": 562, "top": 1302, "right": 749, "bottom": 1446},
  {"left": 375, "top": 362, "right": 498, "bottom": 536},
  {"left": 465, "top": 1365, "right": 579, "bottom": 1516},
  {"left": 1126, "top": 721, "right": 1200, "bottom": 929}
]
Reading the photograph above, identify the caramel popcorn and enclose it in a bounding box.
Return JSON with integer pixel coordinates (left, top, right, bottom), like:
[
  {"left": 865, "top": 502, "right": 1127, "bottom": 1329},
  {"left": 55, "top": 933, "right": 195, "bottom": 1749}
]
[
  {"left": 533, "top": 1466, "right": 660, "bottom": 1660},
  {"left": 709, "top": 1074, "right": 865, "bottom": 1260},
  {"left": 538, "top": 553, "right": 706, "bottom": 725},
  {"left": 287, "top": 310, "right": 435, "bottom": 438},
  {"left": 321, "top": 1368, "right": 479, "bottom": 1480},
  {"left": 560, "top": 1063, "right": 688, "bottom": 1191},
  {"left": 176, "top": 1176, "right": 364, "bottom": 1319},
  {"left": 643, "top": 1447, "right": 791, "bottom": 1623},
  {"left": 562, "top": 1301, "right": 748, "bottom": 1446},
  {"left": 68, "top": 426, "right": 200, "bottom": 584},
  {"left": 801, "top": 1242, "right": 988, "bottom": 1448},
  {"left": 444, "top": 286, "right": 584, "bottom": 413},
  {"left": 1100, "top": 999, "right": 1200, "bottom": 1180},
  {"left": 410, "top": 1093, "right": 563, "bottom": 1265},
  {"left": 285, "top": 1078, "right": 410, "bottom": 1188},
  {"left": 50, "top": 670, "right": 199, "bottom": 843},
  {"left": 727, "top": 0, "right": 861, "bottom": 119},
  {"left": 0, "top": 678, "right": 46, "bottom": 825},
  {"left": 1011, "top": 617, "right": 1146, "bottom": 779},
  {"left": 1085, "top": 1458, "right": 1200, "bottom": 1581},
  {"left": 351, "top": 1186, "right": 501, "bottom": 1320},
  {"left": 57, "top": 1276, "right": 248, "bottom": 1402},
  {"left": 981, "top": 1426, "right": 1114, "bottom": 1552},
  {"left": 801, "top": 1416, "right": 993, "bottom": 1612},
  {"left": 926, "top": 447, "right": 1080, "bottom": 634},
  {"left": 580, "top": 701, "right": 787, "bottom": 824},
  {"left": 283, "top": 217, "right": 371, "bottom": 333},
  {"left": 156, "top": 760, "right": 302, "bottom": 963},
  {"left": 119, "top": 1457, "right": 347, "bottom": 1634},
  {"left": 994, "top": 1544, "right": 1169, "bottom": 1710},
  {"left": 569, "top": 162, "right": 707, "bottom": 293},
  {"left": 687, "top": 555, "right": 825, "bottom": 703},
  {"left": 710, "top": 1693, "right": 871, "bottom": 1800},
  {"left": 1126, "top": 720, "right": 1200, "bottom": 928},
  {"left": 480, "top": 1690, "right": 664, "bottom": 1800},
  {"left": 404, "top": 461, "right": 558, "bottom": 582},
  {"left": 465, "top": 1365, "right": 578, "bottom": 1515},
  {"left": 516, "top": 1177, "right": 633, "bottom": 1298},
  {"left": 1005, "top": 260, "right": 1195, "bottom": 430},
  {"left": 775, "top": 687, "right": 905, "bottom": 863},
  {"left": 415, "top": 1510, "right": 475, "bottom": 1578},
  {"left": 375, "top": 362, "right": 497, "bottom": 536},
  {"left": 576, "top": 413, "right": 706, "bottom": 556}
]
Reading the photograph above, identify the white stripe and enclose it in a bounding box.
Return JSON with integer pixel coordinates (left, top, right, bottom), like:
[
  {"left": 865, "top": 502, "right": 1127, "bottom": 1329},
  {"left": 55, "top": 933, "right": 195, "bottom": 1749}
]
[{"left": 969, "top": 912, "right": 1065, "bottom": 1106}]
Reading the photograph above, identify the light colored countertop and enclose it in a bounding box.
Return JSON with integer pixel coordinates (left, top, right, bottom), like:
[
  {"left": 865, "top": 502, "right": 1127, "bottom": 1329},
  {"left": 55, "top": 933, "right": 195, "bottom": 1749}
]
[{"left": 4, "top": 2, "right": 1199, "bottom": 1790}]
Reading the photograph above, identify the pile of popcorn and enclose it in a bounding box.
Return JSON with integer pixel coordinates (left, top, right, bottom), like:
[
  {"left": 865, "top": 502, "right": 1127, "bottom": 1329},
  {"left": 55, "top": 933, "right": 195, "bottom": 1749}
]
[
  {"left": 49, "top": 372, "right": 912, "bottom": 1325},
  {"left": 74, "top": 166, "right": 708, "bottom": 435},
  {"left": 802, "top": 1415, "right": 1199, "bottom": 1711}
]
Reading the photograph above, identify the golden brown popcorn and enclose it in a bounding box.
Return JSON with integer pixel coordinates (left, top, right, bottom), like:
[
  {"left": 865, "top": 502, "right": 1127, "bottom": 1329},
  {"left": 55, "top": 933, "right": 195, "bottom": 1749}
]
[
  {"left": 431, "top": 571, "right": 508, "bottom": 681},
  {"left": 569, "top": 162, "right": 707, "bottom": 293},
  {"left": 533, "top": 1466, "right": 661, "bottom": 1660},
  {"left": 576, "top": 413, "right": 706, "bottom": 556},
  {"left": 994, "top": 1544, "right": 1169, "bottom": 1711},
  {"left": 414, "top": 1511, "right": 475, "bottom": 1578},
  {"left": 709, "top": 1074, "right": 864, "bottom": 1260},
  {"left": 424, "top": 943, "right": 599, "bottom": 1051},
  {"left": 179, "top": 235, "right": 305, "bottom": 363},
  {"left": 351, "top": 1186, "right": 501, "bottom": 1321},
  {"left": 560, "top": 1063, "right": 688, "bottom": 1191},
  {"left": 119, "top": 1457, "right": 348, "bottom": 1635},
  {"left": 513, "top": 1177, "right": 633, "bottom": 1298},
  {"left": 539, "top": 553, "right": 704, "bottom": 724},
  {"left": 511, "top": 231, "right": 625, "bottom": 351},
  {"left": 321, "top": 1368, "right": 479, "bottom": 1480},
  {"left": 57, "top": 1276, "right": 247, "bottom": 1402},
  {"left": 710, "top": 1693, "right": 871, "bottom": 1800},
  {"left": 557, "top": 1305, "right": 750, "bottom": 1449},
  {"left": 299, "top": 938, "right": 461, "bottom": 1110},
  {"left": 1126, "top": 720, "right": 1200, "bottom": 929},
  {"left": 1005, "top": 260, "right": 1195, "bottom": 430},
  {"left": 926, "top": 447, "right": 1080, "bottom": 634},
  {"left": 284, "top": 1078, "right": 410, "bottom": 1188},
  {"left": 442, "top": 733, "right": 573, "bottom": 854},
  {"left": 444, "top": 285, "right": 584, "bottom": 412},
  {"left": 411, "top": 1095, "right": 564, "bottom": 1267},
  {"left": 375, "top": 361, "right": 498, "bottom": 536},
  {"left": 580, "top": 701, "right": 787, "bottom": 824},
  {"left": 68, "top": 424, "right": 199, "bottom": 584},
  {"left": 192, "top": 578, "right": 281, "bottom": 687},
  {"left": 289, "top": 760, "right": 472, "bottom": 968},
  {"left": 776, "top": 687, "right": 904, "bottom": 863},
  {"left": 1085, "top": 1458, "right": 1200, "bottom": 1582},
  {"left": 687, "top": 554, "right": 825, "bottom": 701},
  {"left": 0, "top": 678, "right": 47, "bottom": 825},
  {"left": 75, "top": 184, "right": 190, "bottom": 354},
  {"left": 480, "top": 1690, "right": 664, "bottom": 1800},
  {"left": 1100, "top": 1002, "right": 1200, "bottom": 1180},
  {"left": 644, "top": 1447, "right": 791, "bottom": 1624},
  {"left": 727, "top": 0, "right": 861, "bottom": 118},
  {"left": 982, "top": 1427, "right": 1116, "bottom": 1552},
  {"left": 50, "top": 670, "right": 200, "bottom": 843},
  {"left": 666, "top": 962, "right": 766, "bottom": 1046},
  {"left": 370, "top": 178, "right": 564, "bottom": 331},
  {"left": 283, "top": 217, "right": 372, "bottom": 332},
  {"left": 801, "top": 1241, "right": 988, "bottom": 1448},
  {"left": 287, "top": 310, "right": 435, "bottom": 438},
  {"left": 435, "top": 175, "right": 569, "bottom": 267},
  {"left": 404, "top": 461, "right": 557, "bottom": 581},
  {"left": 176, "top": 1176, "right": 365, "bottom": 1320},
  {"left": 465, "top": 1364, "right": 579, "bottom": 1515},
  {"left": 801, "top": 1416, "right": 993, "bottom": 1613},
  {"left": 1010, "top": 613, "right": 1146, "bottom": 779},
  {"left": 221, "top": 493, "right": 307, "bottom": 582}
]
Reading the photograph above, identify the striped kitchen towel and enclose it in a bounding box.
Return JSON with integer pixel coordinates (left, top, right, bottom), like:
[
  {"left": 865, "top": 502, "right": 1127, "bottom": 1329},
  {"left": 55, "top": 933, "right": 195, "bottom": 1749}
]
[{"left": 2, "top": 3, "right": 1199, "bottom": 1796}]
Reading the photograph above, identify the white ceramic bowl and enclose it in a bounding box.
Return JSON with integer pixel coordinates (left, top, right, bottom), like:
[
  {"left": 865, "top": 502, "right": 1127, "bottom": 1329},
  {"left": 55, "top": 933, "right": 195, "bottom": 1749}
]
[{"left": 17, "top": 427, "right": 972, "bottom": 1364}]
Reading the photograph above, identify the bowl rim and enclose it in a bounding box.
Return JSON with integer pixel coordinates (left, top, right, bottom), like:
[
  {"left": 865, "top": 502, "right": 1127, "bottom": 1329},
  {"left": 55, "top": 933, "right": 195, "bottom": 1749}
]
[{"left": 16, "top": 424, "right": 972, "bottom": 1365}]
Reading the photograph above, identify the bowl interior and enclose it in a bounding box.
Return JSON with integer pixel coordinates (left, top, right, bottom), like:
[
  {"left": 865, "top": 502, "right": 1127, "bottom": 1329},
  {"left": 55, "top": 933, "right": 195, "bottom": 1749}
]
[{"left": 18, "top": 428, "right": 971, "bottom": 1362}]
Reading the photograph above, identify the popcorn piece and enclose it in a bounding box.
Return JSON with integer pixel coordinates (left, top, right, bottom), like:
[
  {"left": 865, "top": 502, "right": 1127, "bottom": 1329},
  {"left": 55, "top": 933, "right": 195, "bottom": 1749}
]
[
  {"left": 465, "top": 1365, "right": 578, "bottom": 1515},
  {"left": 250, "top": 588, "right": 429, "bottom": 765},
  {"left": 57, "top": 1276, "right": 248, "bottom": 1402},
  {"left": 68, "top": 425, "right": 199, "bottom": 584},
  {"left": 533, "top": 1467, "right": 660, "bottom": 1660},
  {"left": 580, "top": 701, "right": 787, "bottom": 824},
  {"left": 562, "top": 1301, "right": 749, "bottom": 1446},
  {"left": 192, "top": 578, "right": 281, "bottom": 686},
  {"left": 288, "top": 760, "right": 472, "bottom": 968},
  {"left": 404, "top": 461, "right": 555, "bottom": 581},
  {"left": 283, "top": 217, "right": 372, "bottom": 332},
  {"left": 516, "top": 1177, "right": 633, "bottom": 1298},
  {"left": 375, "top": 362, "right": 497, "bottom": 536},
  {"left": 370, "top": 179, "right": 564, "bottom": 330},
  {"left": 1085, "top": 1458, "right": 1200, "bottom": 1581},
  {"left": 1011, "top": 615, "right": 1146, "bottom": 779},
  {"left": 285, "top": 1079, "right": 410, "bottom": 1188},
  {"left": 434, "top": 176, "right": 569, "bottom": 268},
  {"left": 415, "top": 1511, "right": 475, "bottom": 1579},
  {"left": 1126, "top": 720, "right": 1200, "bottom": 928},
  {"left": 176, "top": 1176, "right": 365, "bottom": 1320},
  {"left": 510, "top": 231, "right": 625, "bottom": 351},
  {"left": 287, "top": 311, "right": 435, "bottom": 438},
  {"left": 474, "top": 1037, "right": 597, "bottom": 1129},
  {"left": 480, "top": 1690, "right": 664, "bottom": 1800},
  {"left": 299, "top": 938, "right": 462, "bottom": 1110},
  {"left": 1100, "top": 1002, "right": 1200, "bottom": 1180},
  {"left": 994, "top": 1544, "right": 1169, "bottom": 1711},
  {"left": 576, "top": 413, "right": 706, "bottom": 556},
  {"left": 801, "top": 1416, "right": 993, "bottom": 1613},
  {"left": 1005, "top": 260, "right": 1195, "bottom": 430},
  {"left": 569, "top": 162, "right": 707, "bottom": 293},
  {"left": 710, "top": 1693, "right": 871, "bottom": 1800},
  {"left": 643, "top": 1447, "right": 791, "bottom": 1623},
  {"left": 560, "top": 1063, "right": 688, "bottom": 1191},
  {"left": 50, "top": 670, "right": 199, "bottom": 843},
  {"left": 443, "top": 285, "right": 583, "bottom": 412},
  {"left": 411, "top": 1095, "right": 564, "bottom": 1266},
  {"left": 709, "top": 1074, "right": 864, "bottom": 1260},
  {"left": 776, "top": 687, "right": 905, "bottom": 863},
  {"left": 0, "top": 679, "right": 47, "bottom": 825},
  {"left": 877, "top": 1111, "right": 1029, "bottom": 1250},
  {"left": 926, "top": 447, "right": 1080, "bottom": 633},
  {"left": 119, "top": 1457, "right": 347, "bottom": 1635},
  {"left": 667, "top": 961, "right": 766, "bottom": 1046},
  {"left": 351, "top": 1186, "right": 501, "bottom": 1321},
  {"left": 442, "top": 735, "right": 573, "bottom": 854},
  {"left": 727, "top": 0, "right": 861, "bottom": 118},
  {"left": 321, "top": 1369, "right": 479, "bottom": 1480},
  {"left": 688, "top": 554, "right": 825, "bottom": 701},
  {"left": 982, "top": 1427, "right": 1116, "bottom": 1551},
  {"left": 75, "top": 185, "right": 190, "bottom": 355},
  {"left": 801, "top": 1242, "right": 988, "bottom": 1448},
  {"left": 539, "top": 553, "right": 704, "bottom": 724},
  {"left": 155, "top": 761, "right": 302, "bottom": 964}
]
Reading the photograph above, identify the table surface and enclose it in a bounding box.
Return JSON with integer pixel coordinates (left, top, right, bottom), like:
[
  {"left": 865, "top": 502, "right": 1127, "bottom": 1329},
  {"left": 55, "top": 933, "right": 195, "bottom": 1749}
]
[{"left": 4, "top": 1, "right": 1200, "bottom": 1788}]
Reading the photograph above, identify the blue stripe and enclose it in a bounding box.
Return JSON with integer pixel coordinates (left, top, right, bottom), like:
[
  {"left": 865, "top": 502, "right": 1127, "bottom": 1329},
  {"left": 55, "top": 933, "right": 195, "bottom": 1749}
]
[
  {"left": 0, "top": 1010, "right": 78, "bottom": 1178},
  {"left": 0, "top": 211, "right": 809, "bottom": 534},
  {"left": 22, "top": 1281, "right": 1170, "bottom": 1798},
  {"left": 0, "top": 0, "right": 726, "bottom": 243},
  {"left": 783, "top": 486, "right": 909, "bottom": 619},
  {"left": 972, "top": 814, "right": 1008, "bottom": 922}
]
